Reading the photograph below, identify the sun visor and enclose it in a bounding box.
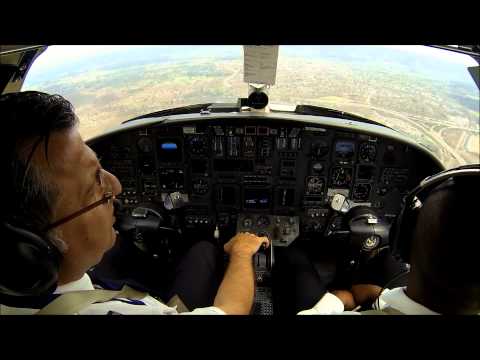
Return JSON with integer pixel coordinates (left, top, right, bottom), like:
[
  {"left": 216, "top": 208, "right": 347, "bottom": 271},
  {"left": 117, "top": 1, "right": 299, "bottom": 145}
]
[
  {"left": 468, "top": 66, "right": 479, "bottom": 90},
  {"left": 0, "top": 64, "right": 17, "bottom": 93},
  {"left": 0, "top": 45, "right": 47, "bottom": 95}
]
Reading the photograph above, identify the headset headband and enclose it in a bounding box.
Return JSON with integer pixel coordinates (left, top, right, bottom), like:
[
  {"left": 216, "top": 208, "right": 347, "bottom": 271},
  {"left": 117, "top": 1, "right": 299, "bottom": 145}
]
[
  {"left": 406, "top": 164, "right": 480, "bottom": 205},
  {"left": 389, "top": 163, "right": 479, "bottom": 263}
]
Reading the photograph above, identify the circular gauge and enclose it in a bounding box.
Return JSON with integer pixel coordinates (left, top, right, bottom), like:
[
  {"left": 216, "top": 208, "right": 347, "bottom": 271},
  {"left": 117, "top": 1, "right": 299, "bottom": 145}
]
[
  {"left": 188, "top": 136, "right": 208, "bottom": 155},
  {"left": 137, "top": 137, "right": 153, "bottom": 153},
  {"left": 243, "top": 217, "right": 253, "bottom": 228},
  {"left": 352, "top": 183, "right": 372, "bottom": 201},
  {"left": 306, "top": 176, "right": 325, "bottom": 195},
  {"left": 311, "top": 141, "right": 329, "bottom": 158},
  {"left": 359, "top": 142, "right": 377, "bottom": 163},
  {"left": 256, "top": 215, "right": 271, "bottom": 227},
  {"left": 331, "top": 167, "right": 353, "bottom": 188}
]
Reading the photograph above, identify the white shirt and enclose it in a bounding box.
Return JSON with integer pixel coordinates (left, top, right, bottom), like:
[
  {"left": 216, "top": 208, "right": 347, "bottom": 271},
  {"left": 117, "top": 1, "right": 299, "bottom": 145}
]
[
  {"left": 0, "top": 274, "right": 225, "bottom": 315},
  {"left": 297, "top": 287, "right": 440, "bottom": 315}
]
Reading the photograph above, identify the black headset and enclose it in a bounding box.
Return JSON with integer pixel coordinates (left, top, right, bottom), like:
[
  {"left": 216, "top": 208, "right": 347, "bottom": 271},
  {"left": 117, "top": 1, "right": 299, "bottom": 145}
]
[
  {"left": 0, "top": 221, "right": 61, "bottom": 297},
  {"left": 0, "top": 194, "right": 123, "bottom": 298},
  {"left": 389, "top": 164, "right": 480, "bottom": 263},
  {"left": 0, "top": 141, "right": 62, "bottom": 297}
]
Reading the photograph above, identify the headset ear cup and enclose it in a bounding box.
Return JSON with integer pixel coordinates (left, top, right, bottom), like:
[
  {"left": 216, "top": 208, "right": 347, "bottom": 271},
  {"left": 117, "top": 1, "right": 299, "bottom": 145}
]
[
  {"left": 390, "top": 203, "right": 419, "bottom": 264},
  {"left": 389, "top": 206, "right": 406, "bottom": 262},
  {"left": 0, "top": 222, "right": 59, "bottom": 296},
  {"left": 401, "top": 206, "right": 421, "bottom": 263}
]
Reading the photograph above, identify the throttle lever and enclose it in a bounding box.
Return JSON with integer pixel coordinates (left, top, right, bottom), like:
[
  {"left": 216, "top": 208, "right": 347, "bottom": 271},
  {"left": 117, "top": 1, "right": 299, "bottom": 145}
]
[{"left": 255, "top": 232, "right": 274, "bottom": 271}]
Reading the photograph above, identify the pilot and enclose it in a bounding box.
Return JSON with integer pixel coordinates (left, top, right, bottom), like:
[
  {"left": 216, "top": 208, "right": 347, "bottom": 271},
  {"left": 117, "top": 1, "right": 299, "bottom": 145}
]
[
  {"left": 293, "top": 174, "right": 480, "bottom": 315},
  {"left": 0, "top": 91, "right": 268, "bottom": 315},
  {"left": 273, "top": 221, "right": 408, "bottom": 315}
]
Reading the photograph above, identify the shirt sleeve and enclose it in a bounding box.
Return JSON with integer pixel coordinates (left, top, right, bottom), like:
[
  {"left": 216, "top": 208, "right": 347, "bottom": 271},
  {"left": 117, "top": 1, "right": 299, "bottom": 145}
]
[
  {"left": 297, "top": 292, "right": 345, "bottom": 315},
  {"left": 79, "top": 295, "right": 179, "bottom": 315},
  {"left": 372, "top": 288, "right": 391, "bottom": 310},
  {"left": 180, "top": 306, "right": 226, "bottom": 315}
]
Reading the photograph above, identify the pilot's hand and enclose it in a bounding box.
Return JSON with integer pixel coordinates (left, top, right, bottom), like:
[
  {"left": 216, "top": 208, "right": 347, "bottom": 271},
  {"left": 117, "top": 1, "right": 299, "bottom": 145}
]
[
  {"left": 331, "top": 289, "right": 357, "bottom": 310},
  {"left": 224, "top": 232, "right": 269, "bottom": 259},
  {"left": 350, "top": 284, "right": 383, "bottom": 306}
]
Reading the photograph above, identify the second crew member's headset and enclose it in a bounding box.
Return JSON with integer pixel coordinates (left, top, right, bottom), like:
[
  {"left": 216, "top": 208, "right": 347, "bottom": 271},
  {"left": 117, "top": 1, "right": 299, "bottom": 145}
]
[
  {"left": 389, "top": 163, "right": 480, "bottom": 264},
  {"left": 372, "top": 164, "right": 480, "bottom": 310}
]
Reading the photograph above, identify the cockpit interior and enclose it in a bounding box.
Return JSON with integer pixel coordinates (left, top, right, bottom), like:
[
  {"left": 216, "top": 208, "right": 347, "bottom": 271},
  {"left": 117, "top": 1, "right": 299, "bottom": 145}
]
[
  {"left": 1, "top": 45, "right": 479, "bottom": 314},
  {"left": 85, "top": 109, "right": 442, "bottom": 314}
]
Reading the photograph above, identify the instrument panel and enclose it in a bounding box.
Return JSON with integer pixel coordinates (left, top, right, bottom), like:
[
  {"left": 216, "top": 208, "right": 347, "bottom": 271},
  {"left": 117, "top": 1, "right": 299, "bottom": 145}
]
[{"left": 91, "top": 118, "right": 441, "bottom": 244}]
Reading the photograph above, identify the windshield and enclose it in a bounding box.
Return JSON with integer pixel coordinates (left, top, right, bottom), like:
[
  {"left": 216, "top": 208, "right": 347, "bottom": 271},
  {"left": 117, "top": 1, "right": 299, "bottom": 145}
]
[{"left": 23, "top": 45, "right": 479, "bottom": 169}]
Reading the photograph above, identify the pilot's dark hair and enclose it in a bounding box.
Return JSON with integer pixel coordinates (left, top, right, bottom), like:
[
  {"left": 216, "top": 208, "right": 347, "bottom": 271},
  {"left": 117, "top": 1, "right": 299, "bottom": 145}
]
[
  {"left": 409, "top": 176, "right": 480, "bottom": 314},
  {"left": 0, "top": 91, "right": 78, "bottom": 251}
]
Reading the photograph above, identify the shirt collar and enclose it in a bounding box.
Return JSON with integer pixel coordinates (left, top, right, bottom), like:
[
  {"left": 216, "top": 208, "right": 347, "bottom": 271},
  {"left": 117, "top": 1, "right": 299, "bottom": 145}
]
[
  {"left": 54, "top": 274, "right": 95, "bottom": 294},
  {"left": 379, "top": 287, "right": 440, "bottom": 315}
]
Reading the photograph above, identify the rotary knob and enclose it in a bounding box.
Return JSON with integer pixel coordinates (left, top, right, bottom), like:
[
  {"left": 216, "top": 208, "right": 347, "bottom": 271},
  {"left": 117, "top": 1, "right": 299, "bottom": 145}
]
[{"left": 243, "top": 217, "right": 253, "bottom": 228}]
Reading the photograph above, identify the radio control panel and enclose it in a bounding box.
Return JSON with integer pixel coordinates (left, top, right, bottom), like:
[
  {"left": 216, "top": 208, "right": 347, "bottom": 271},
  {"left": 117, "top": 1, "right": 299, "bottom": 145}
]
[{"left": 236, "top": 214, "right": 300, "bottom": 247}]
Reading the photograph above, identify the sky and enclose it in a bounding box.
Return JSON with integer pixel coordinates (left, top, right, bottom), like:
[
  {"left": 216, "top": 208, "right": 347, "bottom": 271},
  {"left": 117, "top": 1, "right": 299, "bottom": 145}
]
[
  {"left": 383, "top": 45, "right": 478, "bottom": 66},
  {"left": 30, "top": 45, "right": 478, "bottom": 74}
]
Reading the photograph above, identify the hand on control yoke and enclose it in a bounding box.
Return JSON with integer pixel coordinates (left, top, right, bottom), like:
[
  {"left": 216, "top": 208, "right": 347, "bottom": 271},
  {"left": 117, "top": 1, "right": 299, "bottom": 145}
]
[{"left": 224, "top": 232, "right": 270, "bottom": 259}]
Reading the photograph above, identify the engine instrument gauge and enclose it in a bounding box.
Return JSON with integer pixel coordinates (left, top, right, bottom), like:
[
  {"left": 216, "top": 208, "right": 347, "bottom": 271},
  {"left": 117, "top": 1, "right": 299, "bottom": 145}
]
[
  {"left": 331, "top": 167, "right": 353, "bottom": 188},
  {"left": 352, "top": 183, "right": 372, "bottom": 201},
  {"left": 306, "top": 176, "right": 325, "bottom": 195},
  {"left": 359, "top": 142, "right": 377, "bottom": 163},
  {"left": 137, "top": 137, "right": 153, "bottom": 153},
  {"left": 188, "top": 135, "right": 209, "bottom": 155}
]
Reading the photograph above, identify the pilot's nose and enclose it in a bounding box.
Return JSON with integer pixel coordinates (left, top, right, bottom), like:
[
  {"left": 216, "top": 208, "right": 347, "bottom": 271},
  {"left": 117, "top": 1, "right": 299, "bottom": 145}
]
[{"left": 104, "top": 169, "right": 122, "bottom": 196}]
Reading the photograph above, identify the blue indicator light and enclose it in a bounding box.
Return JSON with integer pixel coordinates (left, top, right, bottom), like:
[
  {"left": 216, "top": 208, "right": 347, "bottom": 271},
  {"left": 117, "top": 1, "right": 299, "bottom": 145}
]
[{"left": 161, "top": 142, "right": 178, "bottom": 150}]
